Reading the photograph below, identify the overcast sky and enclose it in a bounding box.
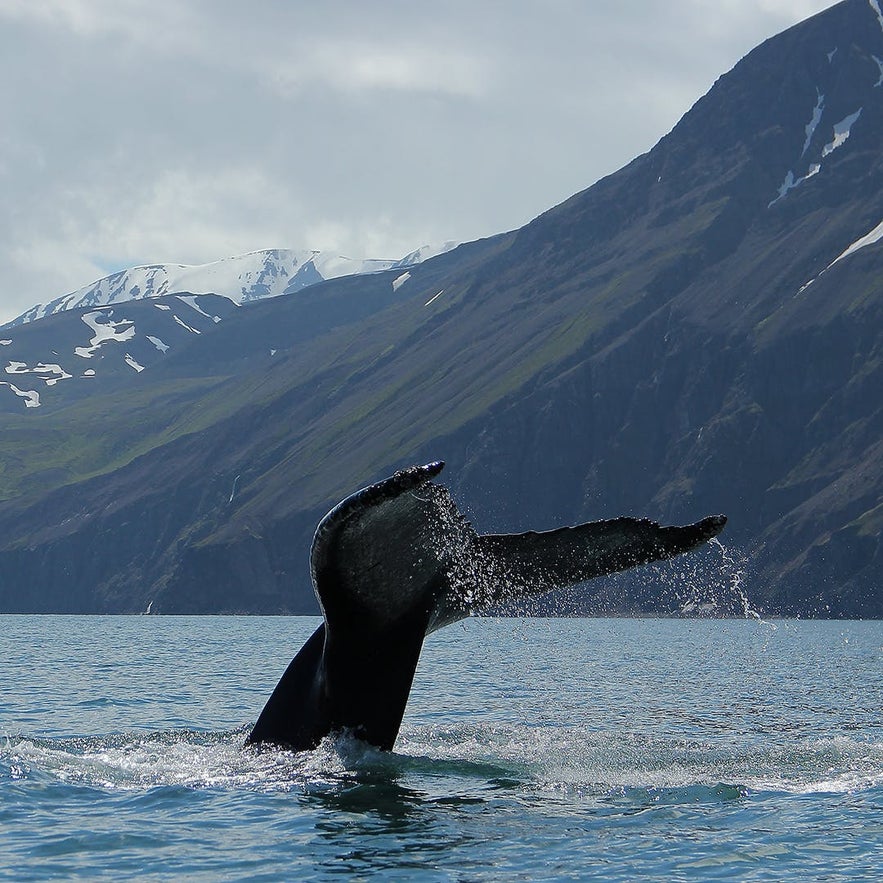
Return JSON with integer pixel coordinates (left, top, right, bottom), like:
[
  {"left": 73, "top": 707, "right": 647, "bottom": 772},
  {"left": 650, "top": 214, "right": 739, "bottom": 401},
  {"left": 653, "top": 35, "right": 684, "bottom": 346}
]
[{"left": 0, "top": 0, "right": 835, "bottom": 324}]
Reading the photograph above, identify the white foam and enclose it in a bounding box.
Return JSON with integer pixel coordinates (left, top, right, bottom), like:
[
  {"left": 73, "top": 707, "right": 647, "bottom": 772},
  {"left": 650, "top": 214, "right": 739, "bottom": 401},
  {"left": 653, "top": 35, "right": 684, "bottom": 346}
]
[
  {"left": 0, "top": 339, "right": 11, "bottom": 346},
  {"left": 4, "top": 724, "right": 883, "bottom": 803},
  {"left": 3, "top": 731, "right": 339, "bottom": 794}
]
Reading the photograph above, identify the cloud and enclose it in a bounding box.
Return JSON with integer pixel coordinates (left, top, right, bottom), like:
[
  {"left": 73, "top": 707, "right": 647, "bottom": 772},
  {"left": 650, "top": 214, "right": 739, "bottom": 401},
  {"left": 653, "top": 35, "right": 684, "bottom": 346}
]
[
  {"left": 265, "top": 42, "right": 493, "bottom": 99},
  {"left": 0, "top": 0, "right": 199, "bottom": 46},
  {"left": 0, "top": 0, "right": 835, "bottom": 323}
]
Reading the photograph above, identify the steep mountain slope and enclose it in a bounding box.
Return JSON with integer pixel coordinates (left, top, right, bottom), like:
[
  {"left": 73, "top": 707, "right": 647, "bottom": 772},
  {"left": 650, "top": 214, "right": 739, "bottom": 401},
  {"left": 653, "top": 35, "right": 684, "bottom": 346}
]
[{"left": 0, "top": 0, "right": 880, "bottom": 616}]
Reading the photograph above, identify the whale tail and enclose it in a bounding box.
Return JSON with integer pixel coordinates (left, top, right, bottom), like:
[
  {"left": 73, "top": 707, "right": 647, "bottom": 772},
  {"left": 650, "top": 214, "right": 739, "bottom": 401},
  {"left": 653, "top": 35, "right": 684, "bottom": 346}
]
[{"left": 246, "top": 461, "right": 726, "bottom": 751}]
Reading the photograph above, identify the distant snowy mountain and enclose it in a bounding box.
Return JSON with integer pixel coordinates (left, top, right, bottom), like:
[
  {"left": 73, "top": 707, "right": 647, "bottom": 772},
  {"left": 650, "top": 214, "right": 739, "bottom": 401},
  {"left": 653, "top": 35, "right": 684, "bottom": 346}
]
[
  {"left": 7, "top": 243, "right": 459, "bottom": 327},
  {"left": 0, "top": 240, "right": 462, "bottom": 413}
]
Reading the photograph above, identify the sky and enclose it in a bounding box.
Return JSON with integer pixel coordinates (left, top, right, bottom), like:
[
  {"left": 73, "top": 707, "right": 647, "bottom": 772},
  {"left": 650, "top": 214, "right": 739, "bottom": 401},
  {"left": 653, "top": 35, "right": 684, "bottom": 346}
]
[{"left": 0, "top": 0, "right": 835, "bottom": 324}]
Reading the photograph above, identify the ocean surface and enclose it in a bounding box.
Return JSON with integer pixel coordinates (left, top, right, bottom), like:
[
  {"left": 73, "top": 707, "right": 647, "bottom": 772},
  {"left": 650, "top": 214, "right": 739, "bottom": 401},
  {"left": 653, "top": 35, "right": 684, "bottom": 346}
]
[{"left": 2, "top": 614, "right": 882, "bottom": 881}]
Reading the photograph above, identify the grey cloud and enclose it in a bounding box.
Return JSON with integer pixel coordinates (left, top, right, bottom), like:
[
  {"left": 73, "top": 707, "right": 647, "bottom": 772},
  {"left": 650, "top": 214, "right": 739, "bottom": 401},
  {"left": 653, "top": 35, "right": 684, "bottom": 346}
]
[{"left": 0, "top": 0, "right": 833, "bottom": 323}]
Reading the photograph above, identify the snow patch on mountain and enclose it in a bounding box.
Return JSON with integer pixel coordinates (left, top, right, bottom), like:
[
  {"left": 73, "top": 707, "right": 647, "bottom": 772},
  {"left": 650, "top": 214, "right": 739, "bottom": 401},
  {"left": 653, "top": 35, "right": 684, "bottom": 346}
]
[
  {"left": 769, "top": 85, "right": 863, "bottom": 208},
  {"left": 822, "top": 108, "right": 862, "bottom": 156},
  {"left": 173, "top": 315, "right": 200, "bottom": 334},
  {"left": 801, "top": 91, "right": 825, "bottom": 157},
  {"left": 177, "top": 295, "right": 221, "bottom": 322},
  {"left": 797, "top": 216, "right": 883, "bottom": 294},
  {"left": 5, "top": 360, "right": 72, "bottom": 386},
  {"left": 827, "top": 217, "right": 883, "bottom": 268},
  {"left": 769, "top": 165, "right": 821, "bottom": 207},
  {"left": 147, "top": 335, "right": 169, "bottom": 354},
  {"left": 0, "top": 382, "right": 40, "bottom": 408},
  {"left": 75, "top": 311, "right": 137, "bottom": 358},
  {"left": 424, "top": 290, "right": 446, "bottom": 307}
]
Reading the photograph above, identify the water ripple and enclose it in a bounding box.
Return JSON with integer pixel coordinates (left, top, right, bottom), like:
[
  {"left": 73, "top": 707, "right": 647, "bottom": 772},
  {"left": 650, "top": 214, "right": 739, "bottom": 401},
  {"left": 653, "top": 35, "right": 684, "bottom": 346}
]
[{"left": 2, "top": 615, "right": 883, "bottom": 881}]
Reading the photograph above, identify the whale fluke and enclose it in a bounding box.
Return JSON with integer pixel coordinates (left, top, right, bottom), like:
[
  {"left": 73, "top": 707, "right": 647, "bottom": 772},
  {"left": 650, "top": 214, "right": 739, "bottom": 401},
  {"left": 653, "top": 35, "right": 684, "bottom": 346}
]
[{"left": 246, "top": 461, "right": 726, "bottom": 752}]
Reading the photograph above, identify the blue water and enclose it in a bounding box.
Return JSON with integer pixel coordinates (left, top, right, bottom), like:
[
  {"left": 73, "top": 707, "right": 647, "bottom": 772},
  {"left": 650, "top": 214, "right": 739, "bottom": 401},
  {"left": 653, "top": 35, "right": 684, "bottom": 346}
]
[{"left": 2, "top": 616, "right": 882, "bottom": 881}]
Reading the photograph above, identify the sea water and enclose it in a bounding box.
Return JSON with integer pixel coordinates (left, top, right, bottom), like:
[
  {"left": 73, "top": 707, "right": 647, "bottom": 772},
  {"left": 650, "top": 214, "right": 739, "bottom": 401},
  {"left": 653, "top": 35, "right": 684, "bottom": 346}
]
[{"left": 2, "top": 615, "right": 882, "bottom": 881}]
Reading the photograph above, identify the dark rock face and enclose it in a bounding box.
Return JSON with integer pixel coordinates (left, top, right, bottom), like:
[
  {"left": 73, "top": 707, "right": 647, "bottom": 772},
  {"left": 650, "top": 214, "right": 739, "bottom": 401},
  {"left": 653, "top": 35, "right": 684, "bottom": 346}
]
[{"left": 0, "top": 0, "right": 881, "bottom": 616}]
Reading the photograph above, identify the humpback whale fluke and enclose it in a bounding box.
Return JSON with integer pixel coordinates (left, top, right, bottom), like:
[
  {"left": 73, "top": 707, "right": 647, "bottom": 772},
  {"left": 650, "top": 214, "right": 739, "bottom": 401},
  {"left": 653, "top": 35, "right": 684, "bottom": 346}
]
[{"left": 246, "top": 461, "right": 726, "bottom": 752}]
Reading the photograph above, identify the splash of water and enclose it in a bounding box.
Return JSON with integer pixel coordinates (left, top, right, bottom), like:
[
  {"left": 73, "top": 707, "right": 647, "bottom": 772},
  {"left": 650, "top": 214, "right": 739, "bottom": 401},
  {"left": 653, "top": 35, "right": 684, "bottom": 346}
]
[
  {"left": 420, "top": 484, "right": 769, "bottom": 623},
  {"left": 707, "top": 537, "right": 770, "bottom": 624},
  {"left": 1, "top": 729, "right": 371, "bottom": 794},
  {"left": 7, "top": 726, "right": 883, "bottom": 799},
  {"left": 421, "top": 485, "right": 504, "bottom": 615}
]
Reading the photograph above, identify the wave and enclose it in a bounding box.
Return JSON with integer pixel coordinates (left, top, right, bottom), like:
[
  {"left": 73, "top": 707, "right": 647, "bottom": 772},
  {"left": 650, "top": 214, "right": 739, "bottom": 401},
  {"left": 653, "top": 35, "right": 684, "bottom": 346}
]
[{"left": 4, "top": 724, "right": 883, "bottom": 805}]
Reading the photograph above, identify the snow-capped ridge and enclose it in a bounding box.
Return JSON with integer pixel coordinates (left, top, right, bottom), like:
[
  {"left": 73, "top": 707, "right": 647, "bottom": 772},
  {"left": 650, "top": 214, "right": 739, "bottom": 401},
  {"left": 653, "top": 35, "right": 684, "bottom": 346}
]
[
  {"left": 9, "top": 243, "right": 460, "bottom": 328},
  {"left": 0, "top": 241, "right": 461, "bottom": 410}
]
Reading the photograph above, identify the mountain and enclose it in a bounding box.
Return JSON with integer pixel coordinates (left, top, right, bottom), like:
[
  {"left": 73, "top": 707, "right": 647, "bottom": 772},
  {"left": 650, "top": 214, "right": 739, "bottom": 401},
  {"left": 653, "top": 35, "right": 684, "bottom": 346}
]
[
  {"left": 0, "top": 244, "right": 457, "bottom": 413},
  {"left": 0, "top": 294, "right": 238, "bottom": 412},
  {"left": 7, "top": 243, "right": 458, "bottom": 327},
  {"left": 0, "top": 0, "right": 881, "bottom": 617}
]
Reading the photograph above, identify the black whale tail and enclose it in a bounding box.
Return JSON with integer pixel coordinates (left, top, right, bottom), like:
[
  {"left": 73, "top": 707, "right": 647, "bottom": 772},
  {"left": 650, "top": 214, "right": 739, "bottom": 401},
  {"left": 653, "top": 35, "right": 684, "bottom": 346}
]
[{"left": 246, "top": 462, "right": 727, "bottom": 751}]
